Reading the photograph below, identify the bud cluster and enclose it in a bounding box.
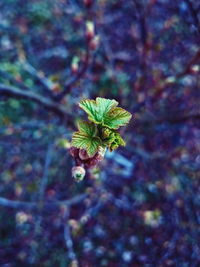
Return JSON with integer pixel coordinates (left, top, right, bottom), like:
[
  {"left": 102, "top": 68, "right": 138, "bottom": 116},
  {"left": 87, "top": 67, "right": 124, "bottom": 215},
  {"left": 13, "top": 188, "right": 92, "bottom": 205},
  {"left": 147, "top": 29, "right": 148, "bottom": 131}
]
[
  {"left": 70, "top": 147, "right": 105, "bottom": 169},
  {"left": 86, "top": 21, "right": 100, "bottom": 50},
  {"left": 69, "top": 97, "right": 132, "bottom": 182}
]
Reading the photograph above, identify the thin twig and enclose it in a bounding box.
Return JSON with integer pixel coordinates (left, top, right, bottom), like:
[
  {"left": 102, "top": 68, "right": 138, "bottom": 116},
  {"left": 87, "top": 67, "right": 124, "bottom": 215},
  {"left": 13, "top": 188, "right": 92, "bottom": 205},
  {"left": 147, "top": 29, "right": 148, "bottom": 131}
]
[
  {"left": 138, "top": 109, "right": 200, "bottom": 125},
  {"left": 0, "top": 84, "right": 73, "bottom": 121},
  {"left": 63, "top": 206, "right": 79, "bottom": 266},
  {"left": 56, "top": 46, "right": 90, "bottom": 101},
  {"left": 132, "top": 49, "right": 200, "bottom": 115},
  {"left": 184, "top": 0, "right": 200, "bottom": 35},
  {"left": 21, "top": 61, "right": 55, "bottom": 99},
  {"left": 30, "top": 144, "right": 54, "bottom": 262},
  {"left": 38, "top": 145, "right": 54, "bottom": 201},
  {"left": 165, "top": 49, "right": 200, "bottom": 83},
  {"left": 1, "top": 82, "right": 199, "bottom": 127},
  {"left": 0, "top": 70, "right": 30, "bottom": 91},
  {"left": 0, "top": 194, "right": 88, "bottom": 211},
  {"left": 34, "top": 144, "right": 54, "bottom": 228}
]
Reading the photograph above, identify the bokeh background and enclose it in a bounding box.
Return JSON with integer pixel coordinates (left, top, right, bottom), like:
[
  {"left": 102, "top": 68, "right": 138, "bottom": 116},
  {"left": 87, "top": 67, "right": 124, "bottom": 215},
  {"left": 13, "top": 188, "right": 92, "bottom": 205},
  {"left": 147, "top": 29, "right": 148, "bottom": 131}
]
[{"left": 0, "top": 0, "right": 200, "bottom": 266}]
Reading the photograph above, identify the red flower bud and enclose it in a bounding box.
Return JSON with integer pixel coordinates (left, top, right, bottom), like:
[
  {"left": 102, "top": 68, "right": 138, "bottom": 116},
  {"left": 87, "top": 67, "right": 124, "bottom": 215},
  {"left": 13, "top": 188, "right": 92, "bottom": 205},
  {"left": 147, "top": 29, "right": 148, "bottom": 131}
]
[
  {"left": 79, "top": 149, "right": 91, "bottom": 160},
  {"left": 69, "top": 147, "right": 79, "bottom": 158},
  {"left": 70, "top": 146, "right": 106, "bottom": 169}
]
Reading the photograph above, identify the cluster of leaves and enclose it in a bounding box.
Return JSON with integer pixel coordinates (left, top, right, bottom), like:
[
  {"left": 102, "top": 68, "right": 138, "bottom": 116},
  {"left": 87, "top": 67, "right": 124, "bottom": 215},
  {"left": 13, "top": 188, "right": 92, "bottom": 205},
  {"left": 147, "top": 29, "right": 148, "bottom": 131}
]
[{"left": 71, "top": 97, "right": 132, "bottom": 157}]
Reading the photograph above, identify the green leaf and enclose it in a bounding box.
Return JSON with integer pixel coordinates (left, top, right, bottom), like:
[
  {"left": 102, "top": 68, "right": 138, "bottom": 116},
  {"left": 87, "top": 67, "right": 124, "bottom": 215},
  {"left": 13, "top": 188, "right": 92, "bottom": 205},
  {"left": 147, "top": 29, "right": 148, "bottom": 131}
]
[
  {"left": 77, "top": 120, "right": 97, "bottom": 137},
  {"left": 79, "top": 97, "right": 132, "bottom": 129},
  {"left": 72, "top": 121, "right": 101, "bottom": 156},
  {"left": 103, "top": 107, "right": 132, "bottom": 129},
  {"left": 115, "top": 132, "right": 126, "bottom": 146},
  {"left": 102, "top": 128, "right": 126, "bottom": 151},
  {"left": 79, "top": 97, "right": 118, "bottom": 125},
  {"left": 71, "top": 132, "right": 101, "bottom": 157},
  {"left": 96, "top": 97, "right": 118, "bottom": 115}
]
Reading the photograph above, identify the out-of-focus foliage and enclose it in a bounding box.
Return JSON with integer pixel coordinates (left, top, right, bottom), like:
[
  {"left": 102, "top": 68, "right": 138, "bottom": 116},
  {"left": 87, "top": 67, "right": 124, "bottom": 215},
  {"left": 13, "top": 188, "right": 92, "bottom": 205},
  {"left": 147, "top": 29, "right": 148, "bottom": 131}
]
[{"left": 0, "top": 0, "right": 200, "bottom": 266}]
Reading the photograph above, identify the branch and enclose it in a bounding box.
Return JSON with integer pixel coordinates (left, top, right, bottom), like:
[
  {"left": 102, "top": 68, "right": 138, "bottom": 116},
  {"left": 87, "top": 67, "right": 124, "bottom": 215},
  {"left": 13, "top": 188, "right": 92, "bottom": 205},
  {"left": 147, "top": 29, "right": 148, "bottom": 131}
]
[
  {"left": 132, "top": 49, "right": 200, "bottom": 115},
  {"left": 165, "top": 49, "right": 200, "bottom": 83},
  {"left": 55, "top": 46, "right": 90, "bottom": 101},
  {"left": 38, "top": 145, "right": 53, "bottom": 201},
  {"left": 2, "top": 83, "right": 198, "bottom": 126},
  {"left": 63, "top": 207, "right": 78, "bottom": 266},
  {"left": 132, "top": 0, "right": 147, "bottom": 46},
  {"left": 0, "top": 194, "right": 88, "bottom": 211},
  {"left": 0, "top": 84, "right": 73, "bottom": 121},
  {"left": 133, "top": 103, "right": 200, "bottom": 125},
  {"left": 0, "top": 70, "right": 30, "bottom": 91},
  {"left": 184, "top": 0, "right": 200, "bottom": 35},
  {"left": 80, "top": 200, "right": 108, "bottom": 226},
  {"left": 21, "top": 61, "right": 55, "bottom": 99},
  {"left": 138, "top": 109, "right": 200, "bottom": 125},
  {"left": 33, "top": 144, "right": 54, "bottom": 238},
  {"left": 132, "top": 0, "right": 151, "bottom": 96}
]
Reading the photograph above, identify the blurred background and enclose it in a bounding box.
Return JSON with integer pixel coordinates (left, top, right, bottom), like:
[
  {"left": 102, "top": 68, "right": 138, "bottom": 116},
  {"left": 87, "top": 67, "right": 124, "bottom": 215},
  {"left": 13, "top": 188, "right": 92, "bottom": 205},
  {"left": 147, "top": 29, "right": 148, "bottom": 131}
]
[{"left": 0, "top": 0, "right": 200, "bottom": 266}]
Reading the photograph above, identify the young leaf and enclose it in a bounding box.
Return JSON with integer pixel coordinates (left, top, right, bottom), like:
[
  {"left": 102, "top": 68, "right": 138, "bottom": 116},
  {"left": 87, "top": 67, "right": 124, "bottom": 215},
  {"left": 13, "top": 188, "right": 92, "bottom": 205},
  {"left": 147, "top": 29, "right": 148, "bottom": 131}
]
[
  {"left": 77, "top": 120, "right": 97, "bottom": 137},
  {"left": 79, "top": 97, "right": 118, "bottom": 125},
  {"left": 115, "top": 132, "right": 126, "bottom": 146},
  {"left": 79, "top": 97, "right": 132, "bottom": 129},
  {"left": 72, "top": 121, "right": 101, "bottom": 157},
  {"left": 103, "top": 107, "right": 132, "bottom": 129},
  {"left": 102, "top": 128, "right": 126, "bottom": 151},
  {"left": 71, "top": 132, "right": 101, "bottom": 157},
  {"left": 96, "top": 97, "right": 118, "bottom": 116}
]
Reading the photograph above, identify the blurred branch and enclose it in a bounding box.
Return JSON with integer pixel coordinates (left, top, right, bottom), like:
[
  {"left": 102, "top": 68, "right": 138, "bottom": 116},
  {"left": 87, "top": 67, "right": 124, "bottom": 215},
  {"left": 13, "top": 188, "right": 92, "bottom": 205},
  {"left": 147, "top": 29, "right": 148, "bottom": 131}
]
[
  {"left": 133, "top": 104, "right": 200, "bottom": 125},
  {"left": 2, "top": 82, "right": 199, "bottom": 129},
  {"left": 33, "top": 144, "right": 54, "bottom": 236},
  {"left": 164, "top": 49, "right": 200, "bottom": 84},
  {"left": 133, "top": 49, "right": 200, "bottom": 117},
  {"left": 0, "top": 70, "right": 30, "bottom": 90},
  {"left": 30, "top": 144, "right": 54, "bottom": 262},
  {"left": 132, "top": 0, "right": 147, "bottom": 46},
  {"left": 38, "top": 145, "right": 54, "bottom": 201},
  {"left": 184, "top": 0, "right": 200, "bottom": 35},
  {"left": 55, "top": 46, "right": 90, "bottom": 101},
  {"left": 1, "top": 83, "right": 198, "bottom": 127},
  {"left": 0, "top": 194, "right": 88, "bottom": 211},
  {"left": 0, "top": 84, "right": 73, "bottom": 121},
  {"left": 63, "top": 206, "right": 78, "bottom": 266},
  {"left": 80, "top": 197, "right": 110, "bottom": 226},
  {"left": 132, "top": 0, "right": 152, "bottom": 104},
  {"left": 139, "top": 109, "right": 200, "bottom": 125},
  {"left": 100, "top": 12, "right": 122, "bottom": 25},
  {"left": 17, "top": 40, "right": 56, "bottom": 99},
  {"left": 21, "top": 61, "right": 55, "bottom": 99}
]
